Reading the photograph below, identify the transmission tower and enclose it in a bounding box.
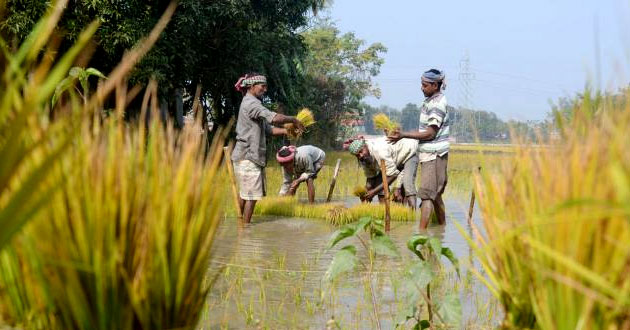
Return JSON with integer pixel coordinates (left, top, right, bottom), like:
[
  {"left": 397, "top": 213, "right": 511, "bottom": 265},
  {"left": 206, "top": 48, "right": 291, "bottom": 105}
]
[{"left": 458, "top": 51, "right": 477, "bottom": 131}]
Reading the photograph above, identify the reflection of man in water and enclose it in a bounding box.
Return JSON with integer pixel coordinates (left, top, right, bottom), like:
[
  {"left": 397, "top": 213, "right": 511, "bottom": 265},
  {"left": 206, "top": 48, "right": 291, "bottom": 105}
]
[
  {"left": 388, "top": 69, "right": 450, "bottom": 229},
  {"left": 347, "top": 137, "right": 419, "bottom": 208},
  {"left": 277, "top": 145, "right": 326, "bottom": 204}
]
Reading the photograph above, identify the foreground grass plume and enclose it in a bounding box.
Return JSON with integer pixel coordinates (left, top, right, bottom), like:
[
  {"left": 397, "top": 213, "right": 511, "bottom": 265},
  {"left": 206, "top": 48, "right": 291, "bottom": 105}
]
[
  {"left": 0, "top": 2, "right": 226, "bottom": 329},
  {"left": 464, "top": 90, "right": 630, "bottom": 329},
  {"left": 254, "top": 196, "right": 415, "bottom": 225}
]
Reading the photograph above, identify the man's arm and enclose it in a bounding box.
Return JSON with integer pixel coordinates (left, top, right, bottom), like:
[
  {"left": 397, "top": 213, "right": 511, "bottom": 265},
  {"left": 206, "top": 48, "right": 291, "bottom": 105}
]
[
  {"left": 387, "top": 126, "right": 437, "bottom": 143},
  {"left": 271, "top": 127, "right": 288, "bottom": 136},
  {"left": 365, "top": 175, "right": 398, "bottom": 200},
  {"left": 306, "top": 178, "right": 315, "bottom": 204},
  {"left": 271, "top": 113, "right": 305, "bottom": 131}
]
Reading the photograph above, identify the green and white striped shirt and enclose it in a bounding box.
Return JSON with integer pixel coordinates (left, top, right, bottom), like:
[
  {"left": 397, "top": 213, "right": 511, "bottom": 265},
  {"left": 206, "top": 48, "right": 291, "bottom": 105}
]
[{"left": 418, "top": 93, "right": 449, "bottom": 162}]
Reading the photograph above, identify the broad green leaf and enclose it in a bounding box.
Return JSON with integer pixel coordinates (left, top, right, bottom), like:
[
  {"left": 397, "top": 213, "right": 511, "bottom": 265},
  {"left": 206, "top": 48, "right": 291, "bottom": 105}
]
[
  {"left": 440, "top": 247, "right": 460, "bottom": 277},
  {"left": 372, "top": 234, "right": 399, "bottom": 257},
  {"left": 69, "top": 67, "right": 81, "bottom": 78},
  {"left": 85, "top": 67, "right": 107, "bottom": 79},
  {"left": 419, "top": 320, "right": 430, "bottom": 330},
  {"left": 52, "top": 76, "right": 75, "bottom": 106},
  {"left": 402, "top": 261, "right": 433, "bottom": 302},
  {"left": 357, "top": 216, "right": 372, "bottom": 230},
  {"left": 327, "top": 224, "right": 358, "bottom": 248},
  {"left": 407, "top": 235, "right": 428, "bottom": 260},
  {"left": 395, "top": 304, "right": 416, "bottom": 328},
  {"left": 427, "top": 237, "right": 442, "bottom": 256},
  {"left": 437, "top": 294, "right": 462, "bottom": 328},
  {"left": 324, "top": 245, "right": 357, "bottom": 281}
]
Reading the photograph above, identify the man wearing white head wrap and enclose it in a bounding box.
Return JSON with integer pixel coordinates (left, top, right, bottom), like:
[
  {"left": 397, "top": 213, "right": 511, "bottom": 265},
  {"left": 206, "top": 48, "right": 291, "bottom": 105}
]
[
  {"left": 231, "top": 72, "right": 305, "bottom": 223},
  {"left": 388, "top": 68, "right": 450, "bottom": 229}
]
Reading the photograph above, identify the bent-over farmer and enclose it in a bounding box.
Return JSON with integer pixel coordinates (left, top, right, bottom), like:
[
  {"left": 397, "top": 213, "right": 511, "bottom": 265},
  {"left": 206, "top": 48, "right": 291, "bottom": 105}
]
[
  {"left": 231, "top": 73, "right": 304, "bottom": 223},
  {"left": 348, "top": 137, "right": 419, "bottom": 208},
  {"left": 277, "top": 145, "right": 326, "bottom": 204},
  {"left": 388, "top": 68, "right": 450, "bottom": 229}
]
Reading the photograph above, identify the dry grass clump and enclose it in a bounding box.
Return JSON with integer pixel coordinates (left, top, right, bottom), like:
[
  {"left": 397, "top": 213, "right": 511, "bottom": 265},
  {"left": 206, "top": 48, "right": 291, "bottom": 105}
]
[
  {"left": 254, "top": 196, "right": 414, "bottom": 225},
  {"left": 285, "top": 108, "right": 315, "bottom": 139},
  {"left": 372, "top": 113, "right": 399, "bottom": 132},
  {"left": 465, "top": 90, "right": 630, "bottom": 329}
]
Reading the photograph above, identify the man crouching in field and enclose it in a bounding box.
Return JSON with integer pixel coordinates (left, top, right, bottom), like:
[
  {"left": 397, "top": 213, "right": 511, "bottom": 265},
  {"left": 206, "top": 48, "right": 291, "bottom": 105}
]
[
  {"left": 231, "top": 73, "right": 304, "bottom": 223},
  {"left": 277, "top": 145, "right": 326, "bottom": 204},
  {"left": 347, "top": 137, "right": 419, "bottom": 209},
  {"left": 388, "top": 69, "right": 450, "bottom": 229}
]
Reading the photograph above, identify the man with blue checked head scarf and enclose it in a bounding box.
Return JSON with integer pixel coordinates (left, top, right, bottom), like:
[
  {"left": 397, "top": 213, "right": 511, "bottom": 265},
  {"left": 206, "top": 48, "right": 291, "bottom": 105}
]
[{"left": 388, "top": 68, "right": 450, "bottom": 229}]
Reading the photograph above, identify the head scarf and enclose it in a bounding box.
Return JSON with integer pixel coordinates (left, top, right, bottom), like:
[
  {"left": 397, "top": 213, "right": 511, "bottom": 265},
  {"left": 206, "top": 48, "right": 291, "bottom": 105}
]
[
  {"left": 234, "top": 74, "right": 267, "bottom": 92},
  {"left": 421, "top": 69, "right": 446, "bottom": 90},
  {"left": 276, "top": 145, "right": 296, "bottom": 164},
  {"left": 348, "top": 139, "right": 366, "bottom": 155}
]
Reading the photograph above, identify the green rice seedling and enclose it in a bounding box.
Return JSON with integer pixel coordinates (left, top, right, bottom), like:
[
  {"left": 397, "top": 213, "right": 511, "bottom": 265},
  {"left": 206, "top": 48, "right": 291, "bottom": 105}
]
[
  {"left": 352, "top": 185, "right": 368, "bottom": 199},
  {"left": 372, "top": 113, "right": 399, "bottom": 133},
  {"left": 462, "top": 89, "right": 630, "bottom": 329},
  {"left": 254, "top": 196, "right": 415, "bottom": 225}
]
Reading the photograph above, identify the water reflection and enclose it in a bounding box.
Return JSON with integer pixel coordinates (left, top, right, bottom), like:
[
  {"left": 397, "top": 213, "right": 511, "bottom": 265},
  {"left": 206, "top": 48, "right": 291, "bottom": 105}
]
[{"left": 202, "top": 198, "right": 499, "bottom": 329}]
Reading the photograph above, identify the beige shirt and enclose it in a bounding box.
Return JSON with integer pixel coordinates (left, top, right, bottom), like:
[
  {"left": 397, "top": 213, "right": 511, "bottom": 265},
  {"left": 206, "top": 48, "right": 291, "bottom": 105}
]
[{"left": 365, "top": 137, "right": 418, "bottom": 177}]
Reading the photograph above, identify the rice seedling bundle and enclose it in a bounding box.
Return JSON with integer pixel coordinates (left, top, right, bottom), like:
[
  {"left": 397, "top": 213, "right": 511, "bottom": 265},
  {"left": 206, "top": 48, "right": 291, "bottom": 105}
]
[
  {"left": 466, "top": 90, "right": 630, "bottom": 329},
  {"left": 352, "top": 185, "right": 368, "bottom": 199},
  {"left": 285, "top": 108, "right": 315, "bottom": 139},
  {"left": 372, "top": 113, "right": 399, "bottom": 133},
  {"left": 254, "top": 196, "right": 415, "bottom": 225}
]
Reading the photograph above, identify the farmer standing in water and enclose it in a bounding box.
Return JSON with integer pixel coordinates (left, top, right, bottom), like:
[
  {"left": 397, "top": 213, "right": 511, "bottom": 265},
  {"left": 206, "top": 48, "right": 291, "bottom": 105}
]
[
  {"left": 231, "top": 73, "right": 304, "bottom": 223},
  {"left": 388, "top": 69, "right": 450, "bottom": 229}
]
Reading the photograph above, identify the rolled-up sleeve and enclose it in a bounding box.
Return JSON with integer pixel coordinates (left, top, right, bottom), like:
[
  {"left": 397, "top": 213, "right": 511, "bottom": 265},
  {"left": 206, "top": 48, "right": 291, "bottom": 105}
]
[
  {"left": 248, "top": 103, "right": 277, "bottom": 124},
  {"left": 426, "top": 107, "right": 446, "bottom": 128}
]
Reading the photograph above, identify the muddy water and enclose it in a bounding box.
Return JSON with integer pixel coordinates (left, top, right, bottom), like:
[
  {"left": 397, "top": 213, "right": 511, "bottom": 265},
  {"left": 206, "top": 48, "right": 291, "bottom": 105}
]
[{"left": 201, "top": 198, "right": 500, "bottom": 329}]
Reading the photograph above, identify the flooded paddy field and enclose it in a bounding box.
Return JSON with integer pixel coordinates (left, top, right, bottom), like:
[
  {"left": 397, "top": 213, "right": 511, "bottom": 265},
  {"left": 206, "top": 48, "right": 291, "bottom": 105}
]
[{"left": 201, "top": 197, "right": 501, "bottom": 329}]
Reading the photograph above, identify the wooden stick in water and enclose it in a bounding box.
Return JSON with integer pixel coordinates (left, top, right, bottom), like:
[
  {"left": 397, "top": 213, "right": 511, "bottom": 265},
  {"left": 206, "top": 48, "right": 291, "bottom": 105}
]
[
  {"left": 326, "top": 159, "right": 342, "bottom": 202},
  {"left": 223, "top": 142, "right": 243, "bottom": 221},
  {"left": 379, "top": 159, "right": 391, "bottom": 232},
  {"left": 467, "top": 166, "right": 481, "bottom": 225}
]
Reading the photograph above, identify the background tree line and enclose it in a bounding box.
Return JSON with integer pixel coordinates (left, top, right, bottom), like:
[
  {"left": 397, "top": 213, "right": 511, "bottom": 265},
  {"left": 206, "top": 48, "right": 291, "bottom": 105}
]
[{"left": 1, "top": 1, "right": 386, "bottom": 149}]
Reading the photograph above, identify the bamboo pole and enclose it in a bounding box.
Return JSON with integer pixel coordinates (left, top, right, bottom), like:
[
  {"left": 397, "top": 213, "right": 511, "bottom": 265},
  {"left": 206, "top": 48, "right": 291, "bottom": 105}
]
[
  {"left": 223, "top": 142, "right": 242, "bottom": 221},
  {"left": 467, "top": 166, "right": 481, "bottom": 225},
  {"left": 379, "top": 159, "right": 391, "bottom": 232},
  {"left": 326, "top": 158, "right": 342, "bottom": 202}
]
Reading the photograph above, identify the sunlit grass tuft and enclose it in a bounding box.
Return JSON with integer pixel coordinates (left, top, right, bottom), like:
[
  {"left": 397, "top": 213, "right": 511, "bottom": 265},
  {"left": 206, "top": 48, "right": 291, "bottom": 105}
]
[{"left": 464, "top": 89, "right": 630, "bottom": 329}]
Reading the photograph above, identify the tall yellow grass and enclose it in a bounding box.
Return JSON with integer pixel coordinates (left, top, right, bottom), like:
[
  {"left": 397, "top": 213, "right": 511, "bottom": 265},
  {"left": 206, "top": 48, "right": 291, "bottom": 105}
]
[
  {"left": 0, "top": 2, "right": 227, "bottom": 329},
  {"left": 254, "top": 196, "right": 415, "bottom": 225},
  {"left": 464, "top": 90, "right": 630, "bottom": 329}
]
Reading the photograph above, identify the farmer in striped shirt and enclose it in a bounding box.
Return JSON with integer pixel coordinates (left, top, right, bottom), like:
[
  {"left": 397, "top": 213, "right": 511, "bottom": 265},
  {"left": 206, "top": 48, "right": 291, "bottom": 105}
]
[{"left": 388, "top": 69, "right": 450, "bottom": 229}]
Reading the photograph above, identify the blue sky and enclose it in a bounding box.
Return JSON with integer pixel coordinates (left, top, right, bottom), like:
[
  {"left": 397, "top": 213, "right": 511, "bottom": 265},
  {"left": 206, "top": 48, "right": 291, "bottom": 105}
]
[{"left": 326, "top": 0, "right": 630, "bottom": 120}]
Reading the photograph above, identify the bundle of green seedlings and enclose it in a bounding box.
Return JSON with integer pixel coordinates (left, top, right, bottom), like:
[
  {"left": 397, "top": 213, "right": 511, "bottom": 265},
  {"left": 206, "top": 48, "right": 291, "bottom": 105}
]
[
  {"left": 0, "top": 2, "right": 227, "bottom": 329},
  {"left": 352, "top": 185, "right": 368, "bottom": 199},
  {"left": 464, "top": 89, "right": 630, "bottom": 329},
  {"left": 372, "top": 112, "right": 399, "bottom": 133},
  {"left": 284, "top": 108, "right": 315, "bottom": 139},
  {"left": 254, "top": 196, "right": 415, "bottom": 225}
]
